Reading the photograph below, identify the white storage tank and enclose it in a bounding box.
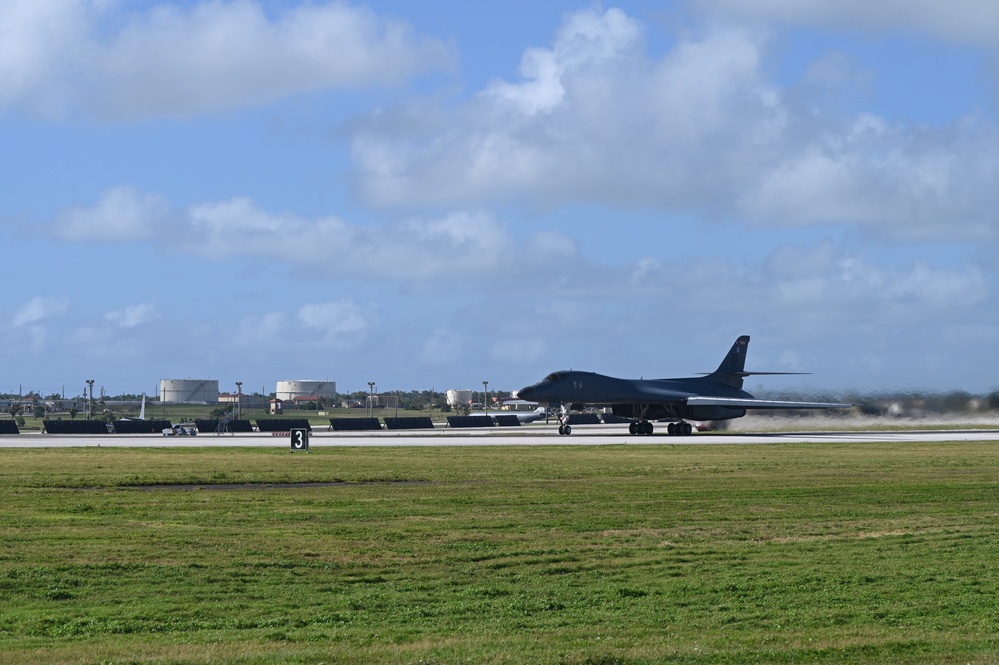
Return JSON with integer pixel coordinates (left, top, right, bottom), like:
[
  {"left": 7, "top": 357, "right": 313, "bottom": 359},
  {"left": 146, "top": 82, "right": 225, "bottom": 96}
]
[
  {"left": 159, "top": 379, "right": 220, "bottom": 403},
  {"left": 446, "top": 389, "right": 473, "bottom": 408},
  {"left": 276, "top": 380, "right": 337, "bottom": 401}
]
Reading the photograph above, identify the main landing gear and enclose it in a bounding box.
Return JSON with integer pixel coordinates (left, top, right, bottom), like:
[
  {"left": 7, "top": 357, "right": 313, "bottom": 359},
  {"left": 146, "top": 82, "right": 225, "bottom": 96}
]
[
  {"left": 629, "top": 421, "right": 654, "bottom": 435},
  {"left": 667, "top": 421, "right": 693, "bottom": 436},
  {"left": 628, "top": 421, "right": 693, "bottom": 436}
]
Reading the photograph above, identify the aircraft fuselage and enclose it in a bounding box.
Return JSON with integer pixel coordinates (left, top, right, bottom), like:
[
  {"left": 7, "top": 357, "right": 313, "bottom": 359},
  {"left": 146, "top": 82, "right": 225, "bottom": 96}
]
[{"left": 516, "top": 370, "right": 748, "bottom": 422}]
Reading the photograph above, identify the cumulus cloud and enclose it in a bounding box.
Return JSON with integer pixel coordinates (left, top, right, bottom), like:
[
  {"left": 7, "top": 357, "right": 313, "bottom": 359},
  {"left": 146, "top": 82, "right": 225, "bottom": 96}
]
[
  {"left": 349, "top": 7, "right": 999, "bottom": 243},
  {"left": 51, "top": 187, "right": 579, "bottom": 283},
  {"left": 55, "top": 186, "right": 173, "bottom": 240},
  {"left": 6, "top": 296, "right": 68, "bottom": 355},
  {"left": 106, "top": 303, "right": 159, "bottom": 329},
  {"left": 754, "top": 241, "right": 990, "bottom": 329},
  {"left": 483, "top": 7, "right": 644, "bottom": 115},
  {"left": 0, "top": 0, "right": 453, "bottom": 120},
  {"left": 12, "top": 296, "right": 68, "bottom": 327}
]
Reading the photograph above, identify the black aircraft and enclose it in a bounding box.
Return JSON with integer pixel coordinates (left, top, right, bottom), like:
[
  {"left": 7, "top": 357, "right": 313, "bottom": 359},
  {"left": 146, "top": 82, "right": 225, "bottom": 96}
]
[{"left": 515, "top": 335, "right": 852, "bottom": 436}]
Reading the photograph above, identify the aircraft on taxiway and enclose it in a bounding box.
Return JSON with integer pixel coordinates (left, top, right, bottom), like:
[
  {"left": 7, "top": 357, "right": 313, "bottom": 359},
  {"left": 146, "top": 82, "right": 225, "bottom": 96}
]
[
  {"left": 515, "top": 335, "right": 852, "bottom": 436},
  {"left": 468, "top": 406, "right": 549, "bottom": 424}
]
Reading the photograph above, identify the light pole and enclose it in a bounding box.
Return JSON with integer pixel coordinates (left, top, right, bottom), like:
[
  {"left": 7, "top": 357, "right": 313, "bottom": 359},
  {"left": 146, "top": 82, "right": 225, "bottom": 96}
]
[
  {"left": 86, "top": 380, "right": 95, "bottom": 420},
  {"left": 235, "top": 381, "right": 242, "bottom": 420},
  {"left": 483, "top": 380, "right": 489, "bottom": 415},
  {"left": 368, "top": 382, "right": 376, "bottom": 418}
]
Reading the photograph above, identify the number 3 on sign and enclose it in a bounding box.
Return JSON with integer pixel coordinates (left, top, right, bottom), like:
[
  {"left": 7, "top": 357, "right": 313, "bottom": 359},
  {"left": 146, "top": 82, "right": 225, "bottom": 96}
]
[{"left": 290, "top": 428, "right": 309, "bottom": 452}]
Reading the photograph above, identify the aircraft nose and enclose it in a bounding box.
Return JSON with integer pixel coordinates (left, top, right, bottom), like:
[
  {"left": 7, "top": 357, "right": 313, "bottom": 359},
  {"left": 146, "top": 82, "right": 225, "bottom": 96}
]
[{"left": 515, "top": 385, "right": 534, "bottom": 400}]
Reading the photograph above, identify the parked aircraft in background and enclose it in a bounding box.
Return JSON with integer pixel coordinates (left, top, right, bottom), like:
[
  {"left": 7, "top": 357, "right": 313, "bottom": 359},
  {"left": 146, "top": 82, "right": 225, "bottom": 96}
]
[
  {"left": 470, "top": 406, "right": 549, "bottom": 424},
  {"left": 515, "top": 335, "right": 852, "bottom": 436},
  {"left": 117, "top": 394, "right": 147, "bottom": 421}
]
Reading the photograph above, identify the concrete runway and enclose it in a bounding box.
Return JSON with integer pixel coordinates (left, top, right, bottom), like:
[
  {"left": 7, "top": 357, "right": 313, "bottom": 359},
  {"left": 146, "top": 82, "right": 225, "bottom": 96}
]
[{"left": 2, "top": 423, "right": 998, "bottom": 447}]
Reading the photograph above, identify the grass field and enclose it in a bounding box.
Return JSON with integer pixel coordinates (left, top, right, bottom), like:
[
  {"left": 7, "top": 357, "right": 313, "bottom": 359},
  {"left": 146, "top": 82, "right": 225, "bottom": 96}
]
[{"left": 1, "top": 442, "right": 997, "bottom": 663}]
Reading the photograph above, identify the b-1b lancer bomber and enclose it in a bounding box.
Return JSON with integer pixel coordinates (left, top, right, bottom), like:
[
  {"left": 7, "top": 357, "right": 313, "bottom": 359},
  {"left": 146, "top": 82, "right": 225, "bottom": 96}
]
[{"left": 516, "top": 335, "right": 851, "bottom": 436}]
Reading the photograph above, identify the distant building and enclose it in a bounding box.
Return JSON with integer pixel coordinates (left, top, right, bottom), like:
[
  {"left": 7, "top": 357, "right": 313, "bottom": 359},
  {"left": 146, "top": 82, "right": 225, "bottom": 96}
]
[{"left": 446, "top": 389, "right": 473, "bottom": 408}]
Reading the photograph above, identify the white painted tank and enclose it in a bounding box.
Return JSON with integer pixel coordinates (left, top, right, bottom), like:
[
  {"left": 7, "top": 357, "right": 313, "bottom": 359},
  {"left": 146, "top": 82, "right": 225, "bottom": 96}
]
[
  {"left": 276, "top": 380, "right": 337, "bottom": 401},
  {"left": 159, "top": 379, "right": 220, "bottom": 403},
  {"left": 446, "top": 389, "right": 473, "bottom": 408}
]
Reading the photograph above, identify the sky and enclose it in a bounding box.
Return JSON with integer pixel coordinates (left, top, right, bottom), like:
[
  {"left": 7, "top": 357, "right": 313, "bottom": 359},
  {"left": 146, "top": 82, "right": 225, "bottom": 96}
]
[{"left": 3, "top": 0, "right": 999, "bottom": 398}]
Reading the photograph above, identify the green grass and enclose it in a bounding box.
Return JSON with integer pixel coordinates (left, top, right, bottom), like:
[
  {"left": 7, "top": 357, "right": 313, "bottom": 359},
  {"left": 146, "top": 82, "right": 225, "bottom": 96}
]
[{"left": 1, "top": 442, "right": 998, "bottom": 663}]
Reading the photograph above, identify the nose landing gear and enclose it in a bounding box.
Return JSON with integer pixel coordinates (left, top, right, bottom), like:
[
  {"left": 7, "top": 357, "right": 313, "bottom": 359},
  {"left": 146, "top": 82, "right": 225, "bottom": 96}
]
[{"left": 557, "top": 403, "right": 572, "bottom": 435}]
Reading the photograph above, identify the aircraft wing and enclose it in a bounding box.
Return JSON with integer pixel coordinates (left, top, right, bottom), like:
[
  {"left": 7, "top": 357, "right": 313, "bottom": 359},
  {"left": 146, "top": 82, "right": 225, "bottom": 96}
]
[{"left": 685, "top": 396, "right": 853, "bottom": 410}]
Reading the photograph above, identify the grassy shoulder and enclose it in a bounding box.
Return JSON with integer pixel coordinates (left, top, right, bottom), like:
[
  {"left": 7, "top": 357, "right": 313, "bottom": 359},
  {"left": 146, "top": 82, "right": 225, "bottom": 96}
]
[{"left": 1, "top": 442, "right": 997, "bottom": 663}]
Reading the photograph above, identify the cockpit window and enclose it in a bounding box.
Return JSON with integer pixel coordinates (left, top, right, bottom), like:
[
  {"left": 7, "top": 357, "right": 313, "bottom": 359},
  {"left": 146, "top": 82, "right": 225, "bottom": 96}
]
[{"left": 544, "top": 372, "right": 564, "bottom": 383}]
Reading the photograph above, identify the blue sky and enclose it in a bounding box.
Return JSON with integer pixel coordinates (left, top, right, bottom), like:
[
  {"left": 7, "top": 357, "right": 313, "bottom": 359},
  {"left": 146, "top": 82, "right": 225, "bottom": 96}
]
[{"left": 3, "top": 0, "right": 999, "bottom": 398}]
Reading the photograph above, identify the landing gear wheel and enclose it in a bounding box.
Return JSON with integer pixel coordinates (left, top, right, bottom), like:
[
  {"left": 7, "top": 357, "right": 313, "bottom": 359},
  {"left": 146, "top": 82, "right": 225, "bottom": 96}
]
[
  {"left": 563, "top": 425, "right": 571, "bottom": 436},
  {"left": 644, "top": 422, "right": 654, "bottom": 435},
  {"left": 667, "top": 422, "right": 693, "bottom": 436},
  {"left": 629, "top": 422, "right": 637, "bottom": 435}
]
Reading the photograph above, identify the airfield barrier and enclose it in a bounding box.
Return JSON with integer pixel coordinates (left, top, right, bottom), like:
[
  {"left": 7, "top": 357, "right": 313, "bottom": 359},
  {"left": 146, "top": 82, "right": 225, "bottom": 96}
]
[
  {"left": 256, "top": 418, "right": 312, "bottom": 432},
  {"left": 44, "top": 420, "right": 110, "bottom": 434},
  {"left": 492, "top": 415, "right": 522, "bottom": 427},
  {"left": 195, "top": 419, "right": 254, "bottom": 433},
  {"left": 382, "top": 417, "right": 435, "bottom": 430},
  {"left": 567, "top": 414, "right": 602, "bottom": 425},
  {"left": 0, "top": 420, "right": 19, "bottom": 435},
  {"left": 329, "top": 418, "right": 382, "bottom": 431},
  {"left": 446, "top": 416, "right": 495, "bottom": 428},
  {"left": 113, "top": 419, "right": 172, "bottom": 434}
]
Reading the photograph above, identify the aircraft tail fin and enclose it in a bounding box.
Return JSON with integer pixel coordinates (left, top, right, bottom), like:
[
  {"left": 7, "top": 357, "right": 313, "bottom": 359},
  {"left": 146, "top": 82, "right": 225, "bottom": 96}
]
[
  {"left": 708, "top": 335, "right": 751, "bottom": 388},
  {"left": 704, "top": 335, "right": 811, "bottom": 389},
  {"left": 139, "top": 394, "right": 146, "bottom": 420}
]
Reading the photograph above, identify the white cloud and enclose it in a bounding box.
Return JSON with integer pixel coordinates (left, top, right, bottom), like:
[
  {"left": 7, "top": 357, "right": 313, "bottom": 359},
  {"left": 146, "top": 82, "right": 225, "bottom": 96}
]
[
  {"left": 484, "top": 8, "right": 643, "bottom": 115},
  {"left": 0, "top": 0, "right": 88, "bottom": 116},
  {"left": 55, "top": 186, "right": 172, "bottom": 241},
  {"left": 0, "top": 0, "right": 453, "bottom": 120},
  {"left": 106, "top": 303, "right": 159, "bottom": 329},
  {"left": 7, "top": 296, "right": 68, "bottom": 355},
  {"left": 12, "top": 296, "right": 68, "bottom": 327},
  {"left": 52, "top": 188, "right": 579, "bottom": 283},
  {"left": 351, "top": 13, "right": 777, "bottom": 209},
  {"left": 349, "top": 7, "right": 999, "bottom": 243},
  {"left": 229, "top": 301, "right": 376, "bottom": 351}
]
